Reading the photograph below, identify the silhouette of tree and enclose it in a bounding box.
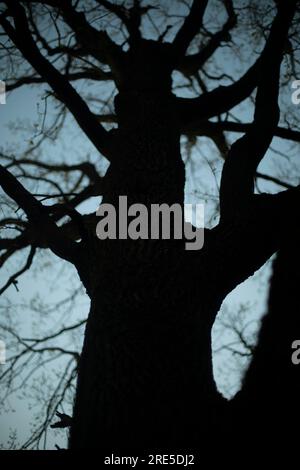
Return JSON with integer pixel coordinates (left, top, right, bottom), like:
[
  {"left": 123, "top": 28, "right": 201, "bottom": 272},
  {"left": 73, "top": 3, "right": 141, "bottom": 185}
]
[{"left": 0, "top": 0, "right": 300, "bottom": 451}]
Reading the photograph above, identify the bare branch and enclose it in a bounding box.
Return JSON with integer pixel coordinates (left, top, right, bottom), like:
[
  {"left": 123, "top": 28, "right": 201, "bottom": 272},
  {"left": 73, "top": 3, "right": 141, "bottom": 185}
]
[
  {"left": 17, "top": 0, "right": 126, "bottom": 71},
  {"left": 175, "top": 2, "right": 297, "bottom": 128},
  {"left": 96, "top": 1, "right": 156, "bottom": 44},
  {"left": 172, "top": 0, "right": 209, "bottom": 56},
  {"left": 0, "top": 164, "right": 79, "bottom": 263},
  {"left": 0, "top": 245, "right": 36, "bottom": 295},
  {"left": 6, "top": 69, "right": 112, "bottom": 92},
  {"left": 176, "top": 0, "right": 237, "bottom": 75},
  {"left": 219, "top": 1, "right": 297, "bottom": 219},
  {"left": 1, "top": 1, "right": 114, "bottom": 160},
  {"left": 23, "top": 318, "right": 86, "bottom": 343},
  {"left": 4, "top": 157, "right": 102, "bottom": 184},
  {"left": 255, "top": 172, "right": 294, "bottom": 190},
  {"left": 182, "top": 120, "right": 300, "bottom": 144}
]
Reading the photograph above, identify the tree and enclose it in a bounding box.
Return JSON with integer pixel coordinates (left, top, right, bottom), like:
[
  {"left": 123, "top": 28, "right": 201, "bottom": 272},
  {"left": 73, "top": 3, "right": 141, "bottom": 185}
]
[{"left": 0, "top": 0, "right": 300, "bottom": 451}]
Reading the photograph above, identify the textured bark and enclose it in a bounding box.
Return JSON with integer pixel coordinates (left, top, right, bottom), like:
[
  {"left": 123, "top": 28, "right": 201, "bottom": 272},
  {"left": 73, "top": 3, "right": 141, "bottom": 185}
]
[{"left": 69, "top": 82, "right": 223, "bottom": 449}]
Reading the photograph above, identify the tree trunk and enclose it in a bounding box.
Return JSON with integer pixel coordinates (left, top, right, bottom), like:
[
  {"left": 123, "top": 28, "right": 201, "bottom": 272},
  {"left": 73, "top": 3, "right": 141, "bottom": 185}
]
[{"left": 69, "top": 86, "right": 226, "bottom": 450}]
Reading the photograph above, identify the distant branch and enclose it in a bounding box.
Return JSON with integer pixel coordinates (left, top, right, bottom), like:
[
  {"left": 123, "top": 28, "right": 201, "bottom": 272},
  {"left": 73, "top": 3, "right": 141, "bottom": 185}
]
[
  {"left": 255, "top": 172, "right": 293, "bottom": 190},
  {"left": 18, "top": 0, "right": 125, "bottom": 71},
  {"left": 6, "top": 69, "right": 112, "bottom": 92},
  {"left": 4, "top": 157, "right": 102, "bottom": 184},
  {"left": 1, "top": 1, "right": 114, "bottom": 159},
  {"left": 0, "top": 245, "right": 36, "bottom": 295}
]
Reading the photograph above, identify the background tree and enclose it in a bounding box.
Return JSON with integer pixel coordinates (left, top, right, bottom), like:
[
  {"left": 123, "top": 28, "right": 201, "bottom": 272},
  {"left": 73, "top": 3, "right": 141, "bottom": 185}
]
[{"left": 0, "top": 0, "right": 300, "bottom": 450}]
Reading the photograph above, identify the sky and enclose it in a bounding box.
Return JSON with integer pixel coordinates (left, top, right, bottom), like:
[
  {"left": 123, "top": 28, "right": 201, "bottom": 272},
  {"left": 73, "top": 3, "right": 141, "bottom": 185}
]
[{"left": 0, "top": 0, "right": 299, "bottom": 450}]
